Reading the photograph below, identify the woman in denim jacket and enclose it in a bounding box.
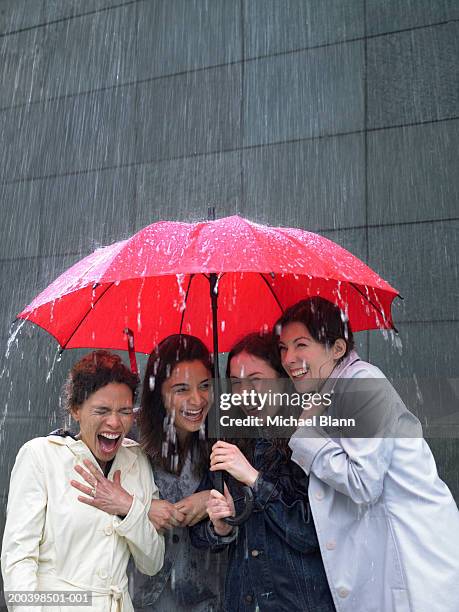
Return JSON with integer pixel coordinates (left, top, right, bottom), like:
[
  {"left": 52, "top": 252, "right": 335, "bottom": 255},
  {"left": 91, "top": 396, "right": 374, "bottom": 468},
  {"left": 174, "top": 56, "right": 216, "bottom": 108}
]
[{"left": 190, "top": 333, "right": 335, "bottom": 612}]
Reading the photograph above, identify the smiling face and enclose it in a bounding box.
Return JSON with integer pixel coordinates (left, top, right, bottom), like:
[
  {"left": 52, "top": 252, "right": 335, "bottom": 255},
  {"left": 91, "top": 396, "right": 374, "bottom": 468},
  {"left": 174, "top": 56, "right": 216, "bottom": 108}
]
[
  {"left": 161, "top": 360, "right": 211, "bottom": 438},
  {"left": 229, "top": 351, "right": 281, "bottom": 418},
  {"left": 71, "top": 382, "right": 134, "bottom": 467},
  {"left": 279, "top": 322, "right": 344, "bottom": 392}
]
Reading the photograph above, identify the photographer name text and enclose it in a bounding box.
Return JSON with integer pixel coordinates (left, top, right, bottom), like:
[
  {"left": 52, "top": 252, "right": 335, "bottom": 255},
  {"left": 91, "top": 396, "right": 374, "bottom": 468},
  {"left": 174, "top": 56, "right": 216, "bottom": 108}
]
[{"left": 219, "top": 414, "right": 356, "bottom": 428}]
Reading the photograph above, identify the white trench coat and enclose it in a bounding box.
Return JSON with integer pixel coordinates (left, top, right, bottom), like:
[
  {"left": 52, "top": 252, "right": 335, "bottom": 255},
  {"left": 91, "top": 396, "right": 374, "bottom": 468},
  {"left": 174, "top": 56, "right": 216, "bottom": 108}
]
[
  {"left": 289, "top": 351, "right": 459, "bottom": 612},
  {"left": 1, "top": 434, "right": 165, "bottom": 612}
]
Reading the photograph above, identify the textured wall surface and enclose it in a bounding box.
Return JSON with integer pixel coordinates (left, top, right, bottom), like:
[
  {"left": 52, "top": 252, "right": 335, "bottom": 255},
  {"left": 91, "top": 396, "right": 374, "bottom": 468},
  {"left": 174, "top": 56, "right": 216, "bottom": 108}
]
[{"left": 1, "top": 0, "right": 458, "bottom": 600}]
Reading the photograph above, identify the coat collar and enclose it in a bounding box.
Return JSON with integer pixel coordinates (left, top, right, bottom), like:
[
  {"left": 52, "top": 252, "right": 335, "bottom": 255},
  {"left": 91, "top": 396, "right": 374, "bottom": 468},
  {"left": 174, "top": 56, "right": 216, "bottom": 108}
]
[
  {"left": 320, "top": 349, "right": 361, "bottom": 395},
  {"left": 47, "top": 434, "right": 139, "bottom": 477}
]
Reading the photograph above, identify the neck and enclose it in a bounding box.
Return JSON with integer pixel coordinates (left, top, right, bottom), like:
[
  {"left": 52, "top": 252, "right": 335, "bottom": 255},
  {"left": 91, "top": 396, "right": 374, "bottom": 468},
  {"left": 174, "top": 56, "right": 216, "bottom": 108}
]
[
  {"left": 76, "top": 432, "right": 107, "bottom": 471},
  {"left": 176, "top": 427, "right": 191, "bottom": 447}
]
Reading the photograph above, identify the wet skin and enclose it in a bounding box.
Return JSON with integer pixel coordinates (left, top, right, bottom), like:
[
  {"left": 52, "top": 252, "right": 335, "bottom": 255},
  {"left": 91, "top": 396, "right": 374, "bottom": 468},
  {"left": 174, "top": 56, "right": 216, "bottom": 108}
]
[
  {"left": 71, "top": 382, "right": 134, "bottom": 470},
  {"left": 278, "top": 322, "right": 345, "bottom": 392}
]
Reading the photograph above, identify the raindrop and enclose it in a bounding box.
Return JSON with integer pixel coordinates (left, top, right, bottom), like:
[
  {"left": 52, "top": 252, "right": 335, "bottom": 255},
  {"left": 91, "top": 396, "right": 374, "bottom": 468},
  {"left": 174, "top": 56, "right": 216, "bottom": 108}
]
[
  {"left": 45, "top": 348, "right": 61, "bottom": 383},
  {"left": 5, "top": 319, "right": 27, "bottom": 359},
  {"left": 176, "top": 274, "right": 187, "bottom": 312}
]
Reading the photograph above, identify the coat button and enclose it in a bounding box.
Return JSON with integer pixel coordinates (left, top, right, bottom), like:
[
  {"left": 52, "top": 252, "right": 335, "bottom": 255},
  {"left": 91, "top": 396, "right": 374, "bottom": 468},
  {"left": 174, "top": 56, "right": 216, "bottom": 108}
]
[
  {"left": 315, "top": 490, "right": 324, "bottom": 501},
  {"left": 338, "top": 587, "right": 349, "bottom": 598},
  {"left": 172, "top": 534, "right": 180, "bottom": 544},
  {"left": 326, "top": 540, "right": 336, "bottom": 550},
  {"left": 104, "top": 525, "right": 113, "bottom": 536},
  {"left": 98, "top": 569, "right": 108, "bottom": 580},
  {"left": 251, "top": 549, "right": 260, "bottom": 557},
  {"left": 245, "top": 594, "right": 253, "bottom": 603}
]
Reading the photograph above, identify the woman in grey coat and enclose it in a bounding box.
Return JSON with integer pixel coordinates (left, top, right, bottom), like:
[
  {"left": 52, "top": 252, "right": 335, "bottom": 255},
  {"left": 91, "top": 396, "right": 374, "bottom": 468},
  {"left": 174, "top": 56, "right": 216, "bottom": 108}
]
[{"left": 275, "top": 297, "right": 459, "bottom": 612}]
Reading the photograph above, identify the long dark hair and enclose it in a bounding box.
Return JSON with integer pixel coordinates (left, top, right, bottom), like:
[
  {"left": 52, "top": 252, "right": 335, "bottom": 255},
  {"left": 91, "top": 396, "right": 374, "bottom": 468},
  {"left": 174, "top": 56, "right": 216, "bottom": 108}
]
[
  {"left": 139, "top": 334, "right": 213, "bottom": 476},
  {"left": 226, "top": 332, "right": 296, "bottom": 479},
  {"left": 274, "top": 296, "right": 354, "bottom": 359}
]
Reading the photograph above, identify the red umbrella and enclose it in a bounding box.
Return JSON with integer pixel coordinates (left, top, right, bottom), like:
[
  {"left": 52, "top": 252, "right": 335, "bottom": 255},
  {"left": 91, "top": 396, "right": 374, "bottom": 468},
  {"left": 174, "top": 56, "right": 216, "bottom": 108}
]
[
  {"left": 17, "top": 212, "right": 399, "bottom": 523},
  {"left": 18, "top": 214, "right": 399, "bottom": 354}
]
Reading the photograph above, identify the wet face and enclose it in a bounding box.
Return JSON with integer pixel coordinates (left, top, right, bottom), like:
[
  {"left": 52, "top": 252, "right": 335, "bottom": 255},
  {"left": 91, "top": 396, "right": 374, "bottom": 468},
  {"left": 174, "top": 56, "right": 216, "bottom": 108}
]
[
  {"left": 71, "top": 382, "right": 134, "bottom": 467},
  {"left": 279, "top": 322, "right": 343, "bottom": 392},
  {"left": 229, "top": 351, "right": 281, "bottom": 418},
  {"left": 161, "top": 360, "right": 211, "bottom": 437}
]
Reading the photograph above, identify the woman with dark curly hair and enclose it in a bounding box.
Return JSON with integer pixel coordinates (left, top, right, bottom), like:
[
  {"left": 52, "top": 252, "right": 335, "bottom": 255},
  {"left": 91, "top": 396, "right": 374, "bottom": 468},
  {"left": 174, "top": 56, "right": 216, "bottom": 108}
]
[
  {"left": 190, "top": 332, "right": 336, "bottom": 612},
  {"left": 1, "top": 350, "right": 164, "bottom": 612}
]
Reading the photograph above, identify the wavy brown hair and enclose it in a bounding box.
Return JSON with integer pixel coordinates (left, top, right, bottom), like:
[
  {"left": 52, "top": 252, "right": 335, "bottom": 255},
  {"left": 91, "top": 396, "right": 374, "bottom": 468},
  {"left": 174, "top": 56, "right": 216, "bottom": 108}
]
[{"left": 139, "top": 334, "right": 213, "bottom": 476}]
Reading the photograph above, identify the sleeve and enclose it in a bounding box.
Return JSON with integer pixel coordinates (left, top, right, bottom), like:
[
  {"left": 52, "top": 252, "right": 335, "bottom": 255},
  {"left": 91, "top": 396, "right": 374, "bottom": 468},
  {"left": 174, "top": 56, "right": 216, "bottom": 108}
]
[
  {"left": 1, "top": 441, "right": 47, "bottom": 612},
  {"left": 113, "top": 454, "right": 165, "bottom": 576},
  {"left": 289, "top": 372, "right": 399, "bottom": 505}
]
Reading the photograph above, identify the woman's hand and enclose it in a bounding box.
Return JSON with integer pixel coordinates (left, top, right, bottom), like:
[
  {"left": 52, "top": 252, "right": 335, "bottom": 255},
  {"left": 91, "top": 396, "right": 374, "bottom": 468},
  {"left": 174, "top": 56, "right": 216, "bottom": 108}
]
[
  {"left": 207, "top": 485, "right": 235, "bottom": 537},
  {"left": 148, "top": 499, "right": 186, "bottom": 532},
  {"left": 70, "top": 459, "right": 133, "bottom": 516},
  {"left": 174, "top": 490, "right": 210, "bottom": 527},
  {"left": 210, "top": 441, "right": 259, "bottom": 486}
]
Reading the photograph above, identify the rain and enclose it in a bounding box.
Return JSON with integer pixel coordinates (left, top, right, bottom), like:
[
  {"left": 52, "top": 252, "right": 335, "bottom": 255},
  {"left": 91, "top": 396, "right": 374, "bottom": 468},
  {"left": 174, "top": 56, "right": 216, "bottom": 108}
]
[{"left": 1, "top": 1, "right": 459, "bottom": 610}]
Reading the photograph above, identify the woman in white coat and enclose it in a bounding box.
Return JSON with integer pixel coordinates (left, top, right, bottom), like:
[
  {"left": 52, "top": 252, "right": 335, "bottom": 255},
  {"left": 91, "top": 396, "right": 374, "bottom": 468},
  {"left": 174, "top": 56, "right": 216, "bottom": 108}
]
[
  {"left": 275, "top": 297, "right": 459, "bottom": 612},
  {"left": 1, "top": 350, "right": 165, "bottom": 612}
]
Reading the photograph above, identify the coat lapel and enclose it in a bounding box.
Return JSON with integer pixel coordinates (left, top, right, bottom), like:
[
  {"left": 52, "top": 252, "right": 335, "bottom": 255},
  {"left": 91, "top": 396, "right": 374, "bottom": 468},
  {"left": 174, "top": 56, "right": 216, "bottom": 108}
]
[{"left": 47, "top": 434, "right": 139, "bottom": 478}]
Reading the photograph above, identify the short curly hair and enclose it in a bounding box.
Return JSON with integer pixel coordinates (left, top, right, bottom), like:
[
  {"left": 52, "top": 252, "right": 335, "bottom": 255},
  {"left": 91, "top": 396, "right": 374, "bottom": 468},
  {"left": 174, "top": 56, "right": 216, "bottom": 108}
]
[{"left": 63, "top": 350, "right": 139, "bottom": 413}]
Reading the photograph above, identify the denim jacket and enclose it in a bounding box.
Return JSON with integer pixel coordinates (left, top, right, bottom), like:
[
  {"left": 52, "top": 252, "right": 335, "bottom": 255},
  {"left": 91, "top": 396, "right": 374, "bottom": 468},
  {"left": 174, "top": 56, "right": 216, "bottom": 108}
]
[{"left": 190, "top": 439, "right": 335, "bottom": 612}]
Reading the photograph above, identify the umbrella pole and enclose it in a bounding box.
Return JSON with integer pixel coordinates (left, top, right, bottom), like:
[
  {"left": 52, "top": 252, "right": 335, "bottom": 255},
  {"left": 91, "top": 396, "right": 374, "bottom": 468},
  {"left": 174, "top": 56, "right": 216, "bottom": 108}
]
[
  {"left": 207, "top": 207, "right": 224, "bottom": 493},
  {"left": 207, "top": 208, "right": 254, "bottom": 523},
  {"left": 209, "top": 272, "right": 254, "bottom": 525},
  {"left": 209, "top": 272, "right": 224, "bottom": 494}
]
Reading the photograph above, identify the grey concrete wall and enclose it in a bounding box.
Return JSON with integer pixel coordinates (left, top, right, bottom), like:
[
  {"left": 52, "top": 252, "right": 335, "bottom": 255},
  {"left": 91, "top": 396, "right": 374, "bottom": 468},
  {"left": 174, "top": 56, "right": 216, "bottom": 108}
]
[{"left": 1, "top": 0, "right": 458, "bottom": 598}]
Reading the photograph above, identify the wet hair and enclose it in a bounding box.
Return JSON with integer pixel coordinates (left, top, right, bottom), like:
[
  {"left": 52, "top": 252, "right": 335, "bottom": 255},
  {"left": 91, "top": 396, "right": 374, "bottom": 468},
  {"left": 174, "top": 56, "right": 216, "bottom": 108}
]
[
  {"left": 274, "top": 296, "right": 354, "bottom": 358},
  {"left": 63, "top": 350, "right": 138, "bottom": 414},
  {"left": 139, "top": 334, "right": 213, "bottom": 476},
  {"left": 225, "top": 331, "right": 286, "bottom": 378}
]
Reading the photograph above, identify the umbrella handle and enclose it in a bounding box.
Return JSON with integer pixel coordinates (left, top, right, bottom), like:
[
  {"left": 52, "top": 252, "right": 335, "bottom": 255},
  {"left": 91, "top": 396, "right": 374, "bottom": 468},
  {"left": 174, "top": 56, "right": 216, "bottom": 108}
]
[
  {"left": 211, "top": 473, "right": 254, "bottom": 526},
  {"left": 224, "top": 486, "right": 254, "bottom": 526}
]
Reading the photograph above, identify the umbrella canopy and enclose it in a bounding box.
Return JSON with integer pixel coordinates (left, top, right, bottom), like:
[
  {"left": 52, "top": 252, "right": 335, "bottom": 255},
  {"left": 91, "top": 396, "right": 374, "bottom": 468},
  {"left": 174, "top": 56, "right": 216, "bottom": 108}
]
[{"left": 18, "top": 215, "right": 399, "bottom": 353}]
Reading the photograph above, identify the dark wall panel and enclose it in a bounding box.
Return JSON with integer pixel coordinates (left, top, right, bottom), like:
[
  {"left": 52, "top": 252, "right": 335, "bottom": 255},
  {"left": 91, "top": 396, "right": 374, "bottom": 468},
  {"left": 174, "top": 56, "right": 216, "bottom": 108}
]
[
  {"left": 368, "top": 120, "right": 459, "bottom": 224},
  {"left": 244, "top": 41, "right": 364, "bottom": 146},
  {"left": 368, "top": 22, "right": 459, "bottom": 129},
  {"left": 136, "top": 0, "right": 242, "bottom": 79},
  {"left": 242, "top": 133, "right": 365, "bottom": 230},
  {"left": 244, "top": 0, "right": 364, "bottom": 57}
]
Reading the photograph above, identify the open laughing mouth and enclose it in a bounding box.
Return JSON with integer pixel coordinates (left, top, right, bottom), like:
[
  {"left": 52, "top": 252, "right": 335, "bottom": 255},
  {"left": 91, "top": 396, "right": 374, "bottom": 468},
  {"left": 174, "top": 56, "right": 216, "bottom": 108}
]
[
  {"left": 97, "top": 432, "right": 122, "bottom": 454},
  {"left": 290, "top": 366, "right": 310, "bottom": 380},
  {"left": 180, "top": 407, "right": 205, "bottom": 422}
]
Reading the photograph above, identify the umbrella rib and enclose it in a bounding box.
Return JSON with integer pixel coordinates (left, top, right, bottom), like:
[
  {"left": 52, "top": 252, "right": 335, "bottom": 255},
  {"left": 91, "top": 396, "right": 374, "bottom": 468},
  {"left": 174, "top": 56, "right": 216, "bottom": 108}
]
[
  {"left": 60, "top": 282, "right": 115, "bottom": 351},
  {"left": 259, "top": 273, "right": 284, "bottom": 314},
  {"left": 179, "top": 274, "right": 195, "bottom": 335},
  {"left": 349, "top": 282, "right": 398, "bottom": 332}
]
